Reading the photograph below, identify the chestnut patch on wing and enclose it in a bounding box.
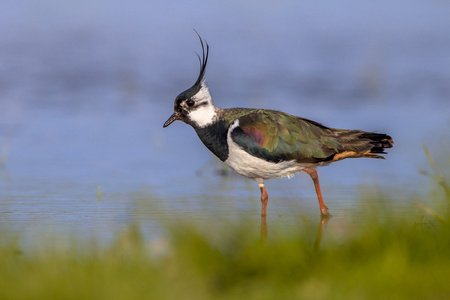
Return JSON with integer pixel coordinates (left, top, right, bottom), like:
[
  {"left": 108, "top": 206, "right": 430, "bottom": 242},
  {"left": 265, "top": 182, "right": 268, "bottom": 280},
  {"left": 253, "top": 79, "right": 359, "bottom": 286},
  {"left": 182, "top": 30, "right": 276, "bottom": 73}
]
[{"left": 242, "top": 127, "right": 266, "bottom": 147}]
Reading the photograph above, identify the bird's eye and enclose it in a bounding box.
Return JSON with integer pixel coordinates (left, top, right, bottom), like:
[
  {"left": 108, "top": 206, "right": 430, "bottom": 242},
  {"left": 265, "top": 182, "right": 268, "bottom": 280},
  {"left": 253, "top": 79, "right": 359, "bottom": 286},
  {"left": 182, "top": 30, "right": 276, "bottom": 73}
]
[{"left": 186, "top": 99, "right": 195, "bottom": 107}]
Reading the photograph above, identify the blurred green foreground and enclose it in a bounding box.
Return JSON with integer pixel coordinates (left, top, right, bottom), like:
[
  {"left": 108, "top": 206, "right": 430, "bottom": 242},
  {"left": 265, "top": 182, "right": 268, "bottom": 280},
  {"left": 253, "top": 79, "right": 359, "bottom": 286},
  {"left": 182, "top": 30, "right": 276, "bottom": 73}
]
[{"left": 1, "top": 154, "right": 450, "bottom": 300}]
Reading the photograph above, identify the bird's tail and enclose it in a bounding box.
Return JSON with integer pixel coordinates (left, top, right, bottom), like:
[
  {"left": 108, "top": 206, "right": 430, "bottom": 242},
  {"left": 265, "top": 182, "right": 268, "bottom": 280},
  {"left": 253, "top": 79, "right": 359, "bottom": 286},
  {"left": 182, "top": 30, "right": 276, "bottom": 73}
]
[{"left": 330, "top": 130, "right": 394, "bottom": 161}]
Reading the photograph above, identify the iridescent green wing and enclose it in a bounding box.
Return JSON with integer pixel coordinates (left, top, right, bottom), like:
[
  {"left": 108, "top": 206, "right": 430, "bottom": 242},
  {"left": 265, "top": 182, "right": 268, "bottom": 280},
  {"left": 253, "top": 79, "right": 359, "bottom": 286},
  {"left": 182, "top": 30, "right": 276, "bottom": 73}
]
[{"left": 230, "top": 110, "right": 340, "bottom": 163}]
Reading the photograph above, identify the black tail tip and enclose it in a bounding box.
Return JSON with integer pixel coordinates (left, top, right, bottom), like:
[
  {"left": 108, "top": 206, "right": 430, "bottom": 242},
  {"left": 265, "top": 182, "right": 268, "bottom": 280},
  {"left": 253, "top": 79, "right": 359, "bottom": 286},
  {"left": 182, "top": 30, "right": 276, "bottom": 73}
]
[{"left": 360, "top": 132, "right": 394, "bottom": 153}]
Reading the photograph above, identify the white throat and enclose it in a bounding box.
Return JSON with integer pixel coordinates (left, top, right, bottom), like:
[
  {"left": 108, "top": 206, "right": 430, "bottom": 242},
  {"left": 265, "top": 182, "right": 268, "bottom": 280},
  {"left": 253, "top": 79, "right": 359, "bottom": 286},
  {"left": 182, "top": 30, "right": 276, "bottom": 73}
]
[{"left": 187, "top": 83, "right": 217, "bottom": 128}]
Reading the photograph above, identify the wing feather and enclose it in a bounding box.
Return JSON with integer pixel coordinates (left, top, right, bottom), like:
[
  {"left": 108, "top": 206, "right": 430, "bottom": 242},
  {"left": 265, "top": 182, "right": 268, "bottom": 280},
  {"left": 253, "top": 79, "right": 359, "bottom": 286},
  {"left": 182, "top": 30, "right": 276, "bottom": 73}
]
[{"left": 230, "top": 110, "right": 338, "bottom": 163}]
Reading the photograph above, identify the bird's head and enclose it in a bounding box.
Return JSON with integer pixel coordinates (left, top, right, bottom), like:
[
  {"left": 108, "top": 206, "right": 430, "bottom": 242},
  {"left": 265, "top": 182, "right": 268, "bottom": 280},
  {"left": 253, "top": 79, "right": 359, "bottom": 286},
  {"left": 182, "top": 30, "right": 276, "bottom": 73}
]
[{"left": 163, "top": 33, "right": 217, "bottom": 129}]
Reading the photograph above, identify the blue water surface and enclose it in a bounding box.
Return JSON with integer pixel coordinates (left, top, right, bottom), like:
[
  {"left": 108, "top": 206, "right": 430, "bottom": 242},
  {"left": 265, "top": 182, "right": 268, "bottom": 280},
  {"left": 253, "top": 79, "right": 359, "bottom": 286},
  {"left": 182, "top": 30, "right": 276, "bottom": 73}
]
[{"left": 0, "top": 0, "right": 449, "bottom": 244}]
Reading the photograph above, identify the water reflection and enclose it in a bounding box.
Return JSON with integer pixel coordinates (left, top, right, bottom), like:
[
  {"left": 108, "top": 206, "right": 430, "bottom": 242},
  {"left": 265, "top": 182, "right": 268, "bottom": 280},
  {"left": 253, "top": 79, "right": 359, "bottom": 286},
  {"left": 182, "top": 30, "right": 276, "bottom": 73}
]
[
  {"left": 313, "top": 216, "right": 331, "bottom": 251},
  {"left": 260, "top": 214, "right": 331, "bottom": 251},
  {"left": 260, "top": 215, "right": 267, "bottom": 242}
]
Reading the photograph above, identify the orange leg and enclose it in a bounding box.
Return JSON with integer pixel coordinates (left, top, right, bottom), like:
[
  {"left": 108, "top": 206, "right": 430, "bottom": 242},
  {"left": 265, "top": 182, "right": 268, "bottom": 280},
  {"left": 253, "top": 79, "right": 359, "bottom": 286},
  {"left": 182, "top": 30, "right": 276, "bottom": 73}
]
[
  {"left": 259, "top": 184, "right": 269, "bottom": 216},
  {"left": 303, "top": 167, "right": 331, "bottom": 217}
]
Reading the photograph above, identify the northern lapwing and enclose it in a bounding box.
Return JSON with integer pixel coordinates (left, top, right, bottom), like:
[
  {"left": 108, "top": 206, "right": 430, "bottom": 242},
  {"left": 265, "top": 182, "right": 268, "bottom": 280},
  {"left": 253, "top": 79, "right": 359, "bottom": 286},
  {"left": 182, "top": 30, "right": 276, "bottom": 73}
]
[{"left": 163, "top": 34, "right": 393, "bottom": 217}]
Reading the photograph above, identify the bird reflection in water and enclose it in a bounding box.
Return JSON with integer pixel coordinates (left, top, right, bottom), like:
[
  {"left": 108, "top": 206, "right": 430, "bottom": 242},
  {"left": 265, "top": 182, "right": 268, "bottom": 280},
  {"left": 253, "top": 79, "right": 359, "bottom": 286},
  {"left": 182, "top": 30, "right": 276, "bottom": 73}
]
[
  {"left": 260, "top": 215, "right": 331, "bottom": 250},
  {"left": 313, "top": 216, "right": 331, "bottom": 251}
]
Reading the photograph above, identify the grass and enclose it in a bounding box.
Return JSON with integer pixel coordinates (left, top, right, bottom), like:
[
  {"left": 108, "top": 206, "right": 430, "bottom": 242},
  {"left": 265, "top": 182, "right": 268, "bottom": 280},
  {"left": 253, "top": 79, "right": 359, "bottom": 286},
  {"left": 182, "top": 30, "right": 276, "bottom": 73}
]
[{"left": 1, "top": 154, "right": 450, "bottom": 299}]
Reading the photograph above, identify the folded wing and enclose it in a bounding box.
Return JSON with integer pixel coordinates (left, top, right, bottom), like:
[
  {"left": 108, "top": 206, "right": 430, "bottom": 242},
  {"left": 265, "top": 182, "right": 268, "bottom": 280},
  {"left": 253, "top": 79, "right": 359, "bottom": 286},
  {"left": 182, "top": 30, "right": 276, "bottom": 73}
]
[{"left": 230, "top": 110, "right": 339, "bottom": 163}]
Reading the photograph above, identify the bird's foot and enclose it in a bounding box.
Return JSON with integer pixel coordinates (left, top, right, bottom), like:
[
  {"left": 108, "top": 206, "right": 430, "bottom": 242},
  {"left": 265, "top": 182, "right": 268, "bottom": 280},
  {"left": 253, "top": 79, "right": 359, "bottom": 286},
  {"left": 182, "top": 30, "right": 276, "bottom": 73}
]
[{"left": 320, "top": 208, "right": 332, "bottom": 219}]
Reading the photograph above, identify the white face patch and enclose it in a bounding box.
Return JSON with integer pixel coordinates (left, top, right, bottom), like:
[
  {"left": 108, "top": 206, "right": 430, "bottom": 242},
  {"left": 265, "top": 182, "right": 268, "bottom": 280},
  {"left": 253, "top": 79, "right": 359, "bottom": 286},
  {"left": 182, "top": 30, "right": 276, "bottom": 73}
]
[
  {"left": 192, "top": 82, "right": 212, "bottom": 102},
  {"left": 187, "top": 83, "right": 217, "bottom": 128}
]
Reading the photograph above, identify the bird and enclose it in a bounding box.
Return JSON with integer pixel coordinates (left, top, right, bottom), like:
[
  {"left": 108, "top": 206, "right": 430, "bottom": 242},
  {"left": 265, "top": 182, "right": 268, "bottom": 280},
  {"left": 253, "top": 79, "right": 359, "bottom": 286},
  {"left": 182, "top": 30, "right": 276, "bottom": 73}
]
[{"left": 163, "top": 33, "right": 393, "bottom": 217}]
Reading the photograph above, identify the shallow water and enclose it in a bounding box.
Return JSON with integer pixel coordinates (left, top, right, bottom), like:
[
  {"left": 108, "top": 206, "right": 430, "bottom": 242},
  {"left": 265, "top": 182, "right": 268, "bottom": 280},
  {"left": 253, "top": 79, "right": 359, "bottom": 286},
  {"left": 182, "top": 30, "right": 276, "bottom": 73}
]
[{"left": 0, "top": 0, "right": 449, "bottom": 243}]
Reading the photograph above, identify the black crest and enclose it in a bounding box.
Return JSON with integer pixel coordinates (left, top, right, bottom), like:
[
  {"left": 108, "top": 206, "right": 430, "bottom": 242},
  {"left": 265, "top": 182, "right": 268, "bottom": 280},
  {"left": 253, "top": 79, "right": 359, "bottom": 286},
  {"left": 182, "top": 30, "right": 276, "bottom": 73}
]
[{"left": 193, "top": 30, "right": 209, "bottom": 86}]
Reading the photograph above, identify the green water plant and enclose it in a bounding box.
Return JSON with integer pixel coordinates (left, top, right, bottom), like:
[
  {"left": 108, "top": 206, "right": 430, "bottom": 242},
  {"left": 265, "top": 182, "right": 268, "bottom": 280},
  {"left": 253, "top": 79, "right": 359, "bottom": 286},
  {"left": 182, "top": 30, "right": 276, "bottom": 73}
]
[{"left": 1, "top": 151, "right": 449, "bottom": 300}]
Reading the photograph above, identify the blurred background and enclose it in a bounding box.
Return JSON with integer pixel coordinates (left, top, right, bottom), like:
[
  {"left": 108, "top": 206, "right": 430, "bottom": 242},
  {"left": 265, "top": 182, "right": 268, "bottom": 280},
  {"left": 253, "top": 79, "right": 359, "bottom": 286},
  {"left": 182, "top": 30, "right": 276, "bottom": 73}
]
[{"left": 0, "top": 0, "right": 449, "bottom": 242}]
